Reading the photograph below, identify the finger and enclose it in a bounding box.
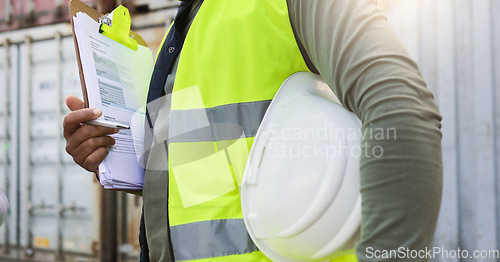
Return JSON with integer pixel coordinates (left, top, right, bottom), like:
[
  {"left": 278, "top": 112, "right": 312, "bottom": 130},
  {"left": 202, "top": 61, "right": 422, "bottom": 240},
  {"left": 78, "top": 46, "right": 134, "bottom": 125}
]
[
  {"left": 63, "top": 108, "right": 102, "bottom": 139},
  {"left": 82, "top": 147, "right": 110, "bottom": 173},
  {"left": 66, "top": 95, "right": 85, "bottom": 111},
  {"left": 71, "top": 136, "right": 116, "bottom": 165},
  {"left": 66, "top": 125, "right": 118, "bottom": 152}
]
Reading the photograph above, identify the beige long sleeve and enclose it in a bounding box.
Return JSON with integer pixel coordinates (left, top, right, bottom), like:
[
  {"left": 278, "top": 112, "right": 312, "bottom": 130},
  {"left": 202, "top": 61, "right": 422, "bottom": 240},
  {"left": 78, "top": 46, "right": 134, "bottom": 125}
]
[{"left": 287, "top": 1, "right": 443, "bottom": 261}]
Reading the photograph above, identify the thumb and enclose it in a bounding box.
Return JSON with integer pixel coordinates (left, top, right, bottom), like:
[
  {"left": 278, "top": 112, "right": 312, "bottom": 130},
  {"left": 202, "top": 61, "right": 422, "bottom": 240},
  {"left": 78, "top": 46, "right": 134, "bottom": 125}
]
[{"left": 65, "top": 95, "right": 85, "bottom": 111}]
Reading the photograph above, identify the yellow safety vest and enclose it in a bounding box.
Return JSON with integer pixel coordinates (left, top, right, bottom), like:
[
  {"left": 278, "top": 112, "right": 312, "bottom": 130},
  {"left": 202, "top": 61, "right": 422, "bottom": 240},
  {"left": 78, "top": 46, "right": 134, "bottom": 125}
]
[{"left": 156, "top": 0, "right": 358, "bottom": 261}]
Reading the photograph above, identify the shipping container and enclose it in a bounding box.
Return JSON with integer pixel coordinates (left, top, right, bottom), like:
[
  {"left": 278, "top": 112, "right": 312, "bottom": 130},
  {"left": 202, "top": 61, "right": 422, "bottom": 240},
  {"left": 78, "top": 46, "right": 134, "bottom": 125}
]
[
  {"left": 0, "top": 0, "right": 93, "bottom": 32},
  {"left": 0, "top": 6, "right": 174, "bottom": 261},
  {"left": 379, "top": 0, "right": 500, "bottom": 261},
  {"left": 0, "top": 0, "right": 178, "bottom": 33},
  {"left": 0, "top": 33, "right": 20, "bottom": 260}
]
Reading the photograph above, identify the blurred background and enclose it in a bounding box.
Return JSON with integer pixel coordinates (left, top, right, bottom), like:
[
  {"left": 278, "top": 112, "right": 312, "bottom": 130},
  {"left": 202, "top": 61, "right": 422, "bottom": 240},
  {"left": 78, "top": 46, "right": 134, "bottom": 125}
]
[
  {"left": 0, "top": 0, "right": 176, "bottom": 261},
  {"left": 0, "top": 0, "right": 498, "bottom": 261}
]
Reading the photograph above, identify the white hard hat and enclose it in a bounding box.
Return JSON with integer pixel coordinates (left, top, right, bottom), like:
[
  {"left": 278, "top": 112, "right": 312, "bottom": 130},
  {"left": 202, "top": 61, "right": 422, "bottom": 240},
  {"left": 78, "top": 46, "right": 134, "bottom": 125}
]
[{"left": 241, "top": 72, "right": 362, "bottom": 261}]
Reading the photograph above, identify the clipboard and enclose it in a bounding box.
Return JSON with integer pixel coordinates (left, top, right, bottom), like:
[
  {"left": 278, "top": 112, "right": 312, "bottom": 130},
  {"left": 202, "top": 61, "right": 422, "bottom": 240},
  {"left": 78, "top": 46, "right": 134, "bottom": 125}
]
[
  {"left": 69, "top": 0, "right": 152, "bottom": 192},
  {"left": 69, "top": 0, "right": 148, "bottom": 109}
]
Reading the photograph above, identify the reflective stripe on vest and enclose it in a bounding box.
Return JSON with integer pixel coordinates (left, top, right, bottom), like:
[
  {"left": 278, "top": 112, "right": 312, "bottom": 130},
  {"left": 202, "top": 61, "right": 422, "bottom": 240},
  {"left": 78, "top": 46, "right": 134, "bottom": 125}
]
[
  {"left": 170, "top": 219, "right": 258, "bottom": 261},
  {"left": 165, "top": 0, "right": 355, "bottom": 261},
  {"left": 168, "top": 100, "right": 271, "bottom": 143}
]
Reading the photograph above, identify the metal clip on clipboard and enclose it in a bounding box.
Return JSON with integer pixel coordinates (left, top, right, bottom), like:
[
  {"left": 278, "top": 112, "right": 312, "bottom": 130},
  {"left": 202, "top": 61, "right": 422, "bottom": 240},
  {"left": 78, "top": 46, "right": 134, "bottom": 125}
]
[{"left": 98, "top": 5, "right": 138, "bottom": 51}]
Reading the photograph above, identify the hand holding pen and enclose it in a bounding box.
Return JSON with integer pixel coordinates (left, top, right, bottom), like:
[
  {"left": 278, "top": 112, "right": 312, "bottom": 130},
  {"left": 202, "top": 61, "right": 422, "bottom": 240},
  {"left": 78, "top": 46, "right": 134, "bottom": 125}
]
[{"left": 63, "top": 95, "right": 120, "bottom": 173}]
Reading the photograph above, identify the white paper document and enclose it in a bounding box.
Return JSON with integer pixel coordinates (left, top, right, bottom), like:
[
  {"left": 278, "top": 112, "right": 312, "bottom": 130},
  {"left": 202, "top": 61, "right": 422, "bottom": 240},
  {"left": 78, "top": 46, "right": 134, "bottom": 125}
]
[{"left": 73, "top": 12, "right": 153, "bottom": 190}]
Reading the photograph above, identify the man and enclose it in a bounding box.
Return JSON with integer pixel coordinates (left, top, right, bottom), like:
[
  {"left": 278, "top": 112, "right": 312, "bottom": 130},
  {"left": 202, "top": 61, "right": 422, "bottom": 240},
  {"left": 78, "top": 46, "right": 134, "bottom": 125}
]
[{"left": 64, "top": 0, "right": 443, "bottom": 261}]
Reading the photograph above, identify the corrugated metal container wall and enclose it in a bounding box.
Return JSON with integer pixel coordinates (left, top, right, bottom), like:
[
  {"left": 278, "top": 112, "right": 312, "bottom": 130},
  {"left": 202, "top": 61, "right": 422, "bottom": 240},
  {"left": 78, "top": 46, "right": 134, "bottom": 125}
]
[
  {"left": 379, "top": 0, "right": 500, "bottom": 260},
  {"left": 0, "top": 26, "right": 104, "bottom": 261},
  {"left": 0, "top": 38, "right": 20, "bottom": 258},
  {"left": 0, "top": 6, "right": 175, "bottom": 261},
  {"left": 20, "top": 33, "right": 103, "bottom": 260}
]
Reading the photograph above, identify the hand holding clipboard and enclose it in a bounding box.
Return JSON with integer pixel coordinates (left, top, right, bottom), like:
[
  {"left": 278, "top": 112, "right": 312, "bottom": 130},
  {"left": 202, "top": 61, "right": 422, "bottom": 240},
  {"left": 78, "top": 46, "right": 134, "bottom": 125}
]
[{"left": 68, "top": 0, "right": 153, "bottom": 190}]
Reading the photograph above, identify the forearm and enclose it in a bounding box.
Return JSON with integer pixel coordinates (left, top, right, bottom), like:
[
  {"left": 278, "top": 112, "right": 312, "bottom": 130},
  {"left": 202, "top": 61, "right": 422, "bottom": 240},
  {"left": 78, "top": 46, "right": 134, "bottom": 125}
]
[{"left": 288, "top": 0, "right": 443, "bottom": 260}]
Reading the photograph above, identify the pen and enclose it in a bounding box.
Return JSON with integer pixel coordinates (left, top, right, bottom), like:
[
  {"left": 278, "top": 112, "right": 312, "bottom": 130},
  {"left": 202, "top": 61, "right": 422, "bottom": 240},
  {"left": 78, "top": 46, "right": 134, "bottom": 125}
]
[{"left": 85, "top": 119, "right": 130, "bottom": 129}]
